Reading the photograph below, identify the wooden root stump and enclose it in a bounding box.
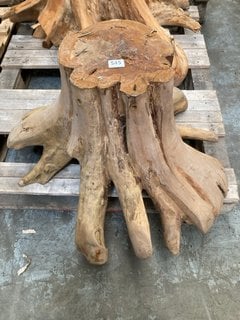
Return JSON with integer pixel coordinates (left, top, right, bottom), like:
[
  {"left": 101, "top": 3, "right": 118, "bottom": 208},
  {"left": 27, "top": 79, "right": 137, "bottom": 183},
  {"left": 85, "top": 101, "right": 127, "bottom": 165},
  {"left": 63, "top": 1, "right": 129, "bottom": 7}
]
[{"left": 8, "top": 20, "right": 228, "bottom": 264}]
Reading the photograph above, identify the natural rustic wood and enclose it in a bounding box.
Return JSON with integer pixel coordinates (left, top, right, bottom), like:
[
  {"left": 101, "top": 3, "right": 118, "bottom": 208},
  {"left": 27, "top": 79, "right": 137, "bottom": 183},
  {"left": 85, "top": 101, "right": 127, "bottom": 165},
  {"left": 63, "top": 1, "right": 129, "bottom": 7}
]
[
  {"left": 7, "top": 20, "right": 228, "bottom": 264},
  {"left": 0, "top": 8, "right": 14, "bottom": 60},
  {"left": 147, "top": 0, "right": 200, "bottom": 31},
  {"left": 31, "top": 23, "right": 46, "bottom": 39},
  {"left": 7, "top": 66, "right": 72, "bottom": 186},
  {"left": 177, "top": 126, "right": 216, "bottom": 141}
]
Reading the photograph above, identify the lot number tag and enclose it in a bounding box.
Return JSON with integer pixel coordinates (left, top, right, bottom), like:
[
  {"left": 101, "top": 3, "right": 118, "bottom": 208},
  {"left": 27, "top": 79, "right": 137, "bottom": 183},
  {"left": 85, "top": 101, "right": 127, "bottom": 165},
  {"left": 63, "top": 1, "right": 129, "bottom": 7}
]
[{"left": 108, "top": 59, "right": 125, "bottom": 69}]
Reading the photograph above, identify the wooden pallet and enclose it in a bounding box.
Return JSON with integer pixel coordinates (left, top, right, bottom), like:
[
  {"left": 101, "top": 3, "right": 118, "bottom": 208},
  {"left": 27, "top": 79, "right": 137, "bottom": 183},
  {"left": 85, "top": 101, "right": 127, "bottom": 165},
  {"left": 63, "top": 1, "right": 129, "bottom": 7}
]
[
  {"left": 0, "top": 5, "right": 238, "bottom": 212},
  {"left": 0, "top": 8, "right": 14, "bottom": 60}
]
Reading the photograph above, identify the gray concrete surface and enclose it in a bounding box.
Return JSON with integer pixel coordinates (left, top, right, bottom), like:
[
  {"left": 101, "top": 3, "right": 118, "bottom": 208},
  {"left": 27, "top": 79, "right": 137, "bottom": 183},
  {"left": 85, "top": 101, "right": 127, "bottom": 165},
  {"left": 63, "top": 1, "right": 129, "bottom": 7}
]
[{"left": 0, "top": 1, "right": 240, "bottom": 319}]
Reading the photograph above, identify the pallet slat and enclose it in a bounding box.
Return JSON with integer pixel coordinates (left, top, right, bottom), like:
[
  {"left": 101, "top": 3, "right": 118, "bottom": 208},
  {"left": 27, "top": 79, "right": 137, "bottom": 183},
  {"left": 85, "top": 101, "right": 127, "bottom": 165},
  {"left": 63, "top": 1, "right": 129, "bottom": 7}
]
[
  {"left": 0, "top": 163, "right": 237, "bottom": 207},
  {"left": 1, "top": 34, "right": 210, "bottom": 69},
  {"left": 188, "top": 5, "right": 200, "bottom": 21},
  {"left": 0, "top": 89, "right": 222, "bottom": 106},
  {"left": 8, "top": 34, "right": 207, "bottom": 49},
  {"left": 0, "top": 89, "right": 225, "bottom": 135}
]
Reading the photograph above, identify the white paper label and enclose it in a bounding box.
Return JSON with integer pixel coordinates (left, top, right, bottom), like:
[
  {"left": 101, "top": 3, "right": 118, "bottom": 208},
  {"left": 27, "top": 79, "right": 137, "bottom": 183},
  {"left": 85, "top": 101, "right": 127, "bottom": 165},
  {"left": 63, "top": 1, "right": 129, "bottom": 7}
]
[{"left": 108, "top": 59, "right": 125, "bottom": 69}]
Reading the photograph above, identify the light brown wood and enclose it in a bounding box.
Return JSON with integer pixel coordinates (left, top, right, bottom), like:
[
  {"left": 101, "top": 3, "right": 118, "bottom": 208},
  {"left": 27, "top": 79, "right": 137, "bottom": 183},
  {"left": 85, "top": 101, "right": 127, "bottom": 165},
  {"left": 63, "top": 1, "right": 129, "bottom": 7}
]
[
  {"left": 0, "top": 8, "right": 14, "bottom": 60},
  {"left": 7, "top": 20, "right": 228, "bottom": 264},
  {"left": 148, "top": 0, "right": 200, "bottom": 31},
  {"left": 32, "top": 24, "right": 46, "bottom": 39},
  {"left": 7, "top": 66, "right": 72, "bottom": 186}
]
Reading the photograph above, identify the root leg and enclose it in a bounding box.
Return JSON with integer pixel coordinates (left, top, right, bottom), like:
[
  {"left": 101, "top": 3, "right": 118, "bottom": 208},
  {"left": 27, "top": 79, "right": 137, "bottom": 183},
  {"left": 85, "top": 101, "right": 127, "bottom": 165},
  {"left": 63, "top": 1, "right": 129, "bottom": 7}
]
[{"left": 101, "top": 88, "right": 152, "bottom": 259}]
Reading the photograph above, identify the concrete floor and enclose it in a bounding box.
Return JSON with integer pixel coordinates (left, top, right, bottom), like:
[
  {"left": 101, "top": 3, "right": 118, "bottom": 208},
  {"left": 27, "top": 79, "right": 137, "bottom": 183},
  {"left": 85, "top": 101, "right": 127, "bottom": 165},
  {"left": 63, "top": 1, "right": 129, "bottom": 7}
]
[{"left": 0, "top": 1, "right": 240, "bottom": 319}]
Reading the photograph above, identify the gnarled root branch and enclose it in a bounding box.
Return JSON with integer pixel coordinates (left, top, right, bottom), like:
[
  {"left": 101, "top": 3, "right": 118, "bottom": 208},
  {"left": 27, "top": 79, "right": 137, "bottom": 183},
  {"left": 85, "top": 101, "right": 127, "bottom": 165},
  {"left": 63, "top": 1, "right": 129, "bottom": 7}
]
[
  {"left": 7, "top": 103, "right": 71, "bottom": 186},
  {"left": 149, "top": 0, "right": 200, "bottom": 32},
  {"left": 177, "top": 126, "right": 217, "bottom": 142},
  {"left": 0, "top": 0, "right": 46, "bottom": 23},
  {"left": 67, "top": 87, "right": 109, "bottom": 265},
  {"left": 100, "top": 88, "right": 152, "bottom": 259},
  {"left": 7, "top": 67, "right": 72, "bottom": 185},
  {"left": 126, "top": 81, "right": 227, "bottom": 254}
]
